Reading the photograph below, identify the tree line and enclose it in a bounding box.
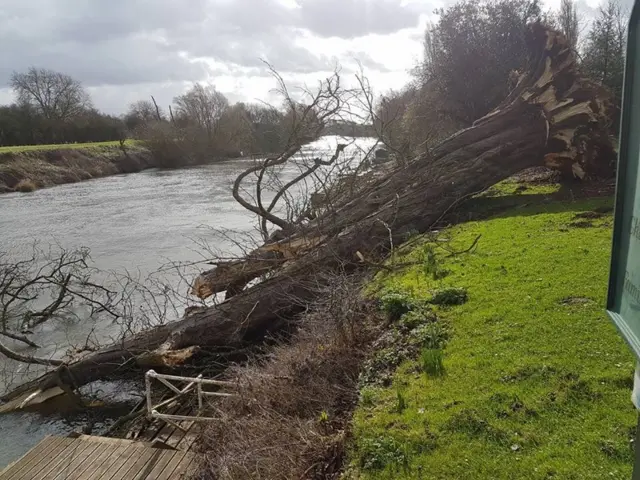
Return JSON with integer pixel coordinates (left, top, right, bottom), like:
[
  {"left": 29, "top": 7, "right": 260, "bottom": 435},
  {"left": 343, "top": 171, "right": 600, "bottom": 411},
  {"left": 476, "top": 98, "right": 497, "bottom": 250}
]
[
  {"left": 0, "top": 66, "right": 371, "bottom": 167},
  {"left": 0, "top": 68, "right": 124, "bottom": 146},
  {"left": 375, "top": 0, "right": 627, "bottom": 164}
]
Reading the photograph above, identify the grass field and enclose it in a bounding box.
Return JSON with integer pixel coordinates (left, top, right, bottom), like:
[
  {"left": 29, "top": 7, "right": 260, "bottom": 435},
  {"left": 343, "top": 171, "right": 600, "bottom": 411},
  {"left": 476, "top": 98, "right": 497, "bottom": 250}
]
[
  {"left": 0, "top": 140, "right": 139, "bottom": 154},
  {"left": 346, "top": 184, "right": 636, "bottom": 479}
]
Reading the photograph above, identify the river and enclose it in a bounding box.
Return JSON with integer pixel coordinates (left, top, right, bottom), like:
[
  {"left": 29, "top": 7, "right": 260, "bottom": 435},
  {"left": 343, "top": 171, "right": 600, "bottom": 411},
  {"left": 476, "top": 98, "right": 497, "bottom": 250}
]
[{"left": 0, "top": 135, "right": 377, "bottom": 467}]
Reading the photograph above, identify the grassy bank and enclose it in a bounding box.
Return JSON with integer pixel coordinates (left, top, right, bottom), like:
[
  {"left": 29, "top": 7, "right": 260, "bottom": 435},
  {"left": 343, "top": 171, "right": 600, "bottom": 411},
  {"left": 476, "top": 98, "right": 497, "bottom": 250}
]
[
  {"left": 0, "top": 140, "right": 139, "bottom": 154},
  {"left": 346, "top": 184, "right": 635, "bottom": 479},
  {"left": 0, "top": 142, "right": 153, "bottom": 193}
]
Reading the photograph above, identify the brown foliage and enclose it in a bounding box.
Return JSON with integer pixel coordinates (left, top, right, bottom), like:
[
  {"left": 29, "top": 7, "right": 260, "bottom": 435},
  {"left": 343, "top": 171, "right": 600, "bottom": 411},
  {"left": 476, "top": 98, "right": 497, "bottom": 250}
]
[
  {"left": 14, "top": 178, "right": 37, "bottom": 192},
  {"left": 200, "top": 274, "right": 380, "bottom": 479}
]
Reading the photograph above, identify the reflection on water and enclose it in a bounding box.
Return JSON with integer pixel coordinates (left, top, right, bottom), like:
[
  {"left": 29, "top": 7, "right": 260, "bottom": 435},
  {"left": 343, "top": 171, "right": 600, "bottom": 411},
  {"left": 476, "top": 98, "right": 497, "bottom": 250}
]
[{"left": 0, "top": 135, "right": 377, "bottom": 467}]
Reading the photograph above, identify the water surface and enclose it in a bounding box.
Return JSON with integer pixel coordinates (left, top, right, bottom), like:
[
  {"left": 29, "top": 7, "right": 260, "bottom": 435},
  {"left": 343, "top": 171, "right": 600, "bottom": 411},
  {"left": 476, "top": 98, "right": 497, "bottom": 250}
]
[{"left": 0, "top": 135, "right": 377, "bottom": 466}]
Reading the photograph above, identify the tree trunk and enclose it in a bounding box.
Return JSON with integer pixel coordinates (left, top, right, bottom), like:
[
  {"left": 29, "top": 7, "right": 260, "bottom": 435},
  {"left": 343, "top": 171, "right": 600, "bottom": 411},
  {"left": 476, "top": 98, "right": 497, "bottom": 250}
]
[{"left": 0, "top": 24, "right": 615, "bottom": 409}]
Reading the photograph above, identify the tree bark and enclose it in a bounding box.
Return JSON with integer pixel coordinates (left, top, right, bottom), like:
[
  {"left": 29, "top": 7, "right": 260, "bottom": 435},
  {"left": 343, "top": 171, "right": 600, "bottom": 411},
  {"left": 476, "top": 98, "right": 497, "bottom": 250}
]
[{"left": 0, "top": 24, "right": 615, "bottom": 409}]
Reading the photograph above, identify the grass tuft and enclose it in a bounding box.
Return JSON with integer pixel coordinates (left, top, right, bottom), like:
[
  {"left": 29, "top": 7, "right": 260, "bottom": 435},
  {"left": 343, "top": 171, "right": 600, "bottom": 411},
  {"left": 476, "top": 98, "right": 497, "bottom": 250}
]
[
  {"left": 379, "top": 291, "right": 415, "bottom": 321},
  {"left": 14, "top": 178, "right": 37, "bottom": 192},
  {"left": 421, "top": 347, "right": 445, "bottom": 377},
  {"left": 429, "top": 287, "right": 468, "bottom": 306},
  {"left": 394, "top": 390, "right": 408, "bottom": 413}
]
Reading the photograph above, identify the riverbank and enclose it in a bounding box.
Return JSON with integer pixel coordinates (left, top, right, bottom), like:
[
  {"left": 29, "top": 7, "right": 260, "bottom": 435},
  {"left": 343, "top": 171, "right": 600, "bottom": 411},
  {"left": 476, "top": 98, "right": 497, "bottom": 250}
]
[
  {"left": 0, "top": 142, "right": 155, "bottom": 193},
  {"left": 192, "top": 179, "right": 634, "bottom": 479}
]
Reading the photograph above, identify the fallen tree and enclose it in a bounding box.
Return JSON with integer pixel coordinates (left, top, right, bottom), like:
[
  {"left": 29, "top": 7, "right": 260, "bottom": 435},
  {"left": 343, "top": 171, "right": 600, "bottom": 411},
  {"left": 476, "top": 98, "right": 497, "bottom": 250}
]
[{"left": 0, "top": 24, "right": 615, "bottom": 409}]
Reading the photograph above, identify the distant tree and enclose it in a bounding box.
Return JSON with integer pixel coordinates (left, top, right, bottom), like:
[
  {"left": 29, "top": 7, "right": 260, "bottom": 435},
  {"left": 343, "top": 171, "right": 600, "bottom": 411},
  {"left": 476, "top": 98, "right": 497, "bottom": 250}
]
[
  {"left": 216, "top": 103, "right": 253, "bottom": 154},
  {"left": 279, "top": 101, "right": 324, "bottom": 146},
  {"left": 65, "top": 109, "right": 125, "bottom": 143},
  {"left": 421, "top": 0, "right": 542, "bottom": 125},
  {"left": 0, "top": 104, "right": 40, "bottom": 145},
  {"left": 124, "top": 100, "right": 164, "bottom": 132},
  {"left": 245, "top": 103, "right": 285, "bottom": 153},
  {"left": 557, "top": 0, "right": 580, "bottom": 50},
  {"left": 373, "top": 87, "right": 416, "bottom": 161},
  {"left": 10, "top": 67, "right": 92, "bottom": 122},
  {"left": 582, "top": 0, "right": 626, "bottom": 104},
  {"left": 173, "top": 84, "right": 229, "bottom": 141}
]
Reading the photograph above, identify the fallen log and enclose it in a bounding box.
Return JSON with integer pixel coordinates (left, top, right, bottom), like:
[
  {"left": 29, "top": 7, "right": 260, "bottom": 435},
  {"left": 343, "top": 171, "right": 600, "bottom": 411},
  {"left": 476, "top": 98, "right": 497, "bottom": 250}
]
[{"left": 0, "top": 24, "right": 614, "bottom": 408}]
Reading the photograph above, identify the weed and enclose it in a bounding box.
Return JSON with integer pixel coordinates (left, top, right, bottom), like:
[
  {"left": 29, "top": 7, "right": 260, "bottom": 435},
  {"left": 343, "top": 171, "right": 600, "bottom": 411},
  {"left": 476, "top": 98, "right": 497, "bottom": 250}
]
[
  {"left": 360, "top": 387, "right": 377, "bottom": 408},
  {"left": 360, "top": 347, "right": 406, "bottom": 386},
  {"left": 560, "top": 377, "right": 601, "bottom": 403},
  {"left": 421, "top": 347, "right": 445, "bottom": 377},
  {"left": 598, "top": 439, "right": 634, "bottom": 462},
  {"left": 560, "top": 296, "right": 592, "bottom": 306},
  {"left": 357, "top": 436, "right": 411, "bottom": 471},
  {"left": 380, "top": 292, "right": 414, "bottom": 321},
  {"left": 429, "top": 287, "right": 468, "bottom": 306},
  {"left": 412, "top": 322, "right": 448, "bottom": 349},
  {"left": 394, "top": 390, "right": 407, "bottom": 413},
  {"left": 418, "top": 244, "right": 449, "bottom": 280},
  {"left": 398, "top": 309, "right": 435, "bottom": 331},
  {"left": 318, "top": 410, "right": 329, "bottom": 424}
]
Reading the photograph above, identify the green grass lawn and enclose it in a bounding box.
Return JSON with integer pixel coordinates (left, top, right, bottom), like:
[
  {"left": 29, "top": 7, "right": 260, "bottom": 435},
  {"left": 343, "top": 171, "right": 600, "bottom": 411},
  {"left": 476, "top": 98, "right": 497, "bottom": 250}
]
[
  {"left": 0, "top": 140, "right": 139, "bottom": 153},
  {"left": 346, "top": 186, "right": 636, "bottom": 479}
]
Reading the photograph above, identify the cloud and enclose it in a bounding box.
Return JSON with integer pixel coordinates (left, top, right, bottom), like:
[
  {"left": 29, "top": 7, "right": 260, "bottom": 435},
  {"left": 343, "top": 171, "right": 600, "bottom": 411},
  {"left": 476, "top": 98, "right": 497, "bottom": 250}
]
[
  {"left": 295, "top": 0, "right": 423, "bottom": 38},
  {"left": 0, "top": 0, "right": 467, "bottom": 113}
]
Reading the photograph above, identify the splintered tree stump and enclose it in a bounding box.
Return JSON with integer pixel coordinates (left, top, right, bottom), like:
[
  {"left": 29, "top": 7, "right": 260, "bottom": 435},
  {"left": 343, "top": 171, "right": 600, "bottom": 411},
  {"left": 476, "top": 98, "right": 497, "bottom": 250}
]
[{"left": 0, "top": 24, "right": 615, "bottom": 407}]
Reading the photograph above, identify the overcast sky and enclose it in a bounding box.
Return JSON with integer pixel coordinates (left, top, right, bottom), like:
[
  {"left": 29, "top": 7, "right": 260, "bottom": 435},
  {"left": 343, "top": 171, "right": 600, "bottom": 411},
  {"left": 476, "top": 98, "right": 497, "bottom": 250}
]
[{"left": 0, "top": 0, "right": 632, "bottom": 115}]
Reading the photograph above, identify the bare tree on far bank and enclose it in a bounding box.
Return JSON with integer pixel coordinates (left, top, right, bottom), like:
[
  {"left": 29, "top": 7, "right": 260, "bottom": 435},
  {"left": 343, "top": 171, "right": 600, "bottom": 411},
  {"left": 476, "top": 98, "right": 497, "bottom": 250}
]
[{"left": 10, "top": 68, "right": 93, "bottom": 122}]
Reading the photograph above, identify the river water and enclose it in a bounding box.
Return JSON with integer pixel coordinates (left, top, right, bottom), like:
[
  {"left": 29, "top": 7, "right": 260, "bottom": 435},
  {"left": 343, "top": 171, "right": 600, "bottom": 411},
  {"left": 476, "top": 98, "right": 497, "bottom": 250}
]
[{"left": 0, "top": 135, "right": 377, "bottom": 467}]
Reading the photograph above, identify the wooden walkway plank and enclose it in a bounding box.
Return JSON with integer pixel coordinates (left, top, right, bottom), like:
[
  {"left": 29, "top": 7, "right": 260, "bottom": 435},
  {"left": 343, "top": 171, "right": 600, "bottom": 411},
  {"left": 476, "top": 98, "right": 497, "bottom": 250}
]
[
  {"left": 132, "top": 450, "right": 177, "bottom": 480},
  {"left": 154, "top": 405, "right": 194, "bottom": 447},
  {"left": 176, "top": 427, "right": 201, "bottom": 452},
  {"left": 94, "top": 445, "right": 140, "bottom": 480},
  {"left": 0, "top": 435, "right": 200, "bottom": 480},
  {"left": 181, "top": 455, "right": 202, "bottom": 479},
  {"left": 10, "top": 438, "right": 74, "bottom": 480},
  {"left": 166, "top": 455, "right": 197, "bottom": 480},
  {"left": 107, "top": 448, "right": 158, "bottom": 480},
  {"left": 73, "top": 444, "right": 120, "bottom": 480},
  {"left": 75, "top": 444, "right": 129, "bottom": 479},
  {"left": 50, "top": 441, "right": 101, "bottom": 480},
  {"left": 0, "top": 436, "right": 62, "bottom": 479},
  {"left": 155, "top": 451, "right": 188, "bottom": 480},
  {"left": 32, "top": 440, "right": 96, "bottom": 480}
]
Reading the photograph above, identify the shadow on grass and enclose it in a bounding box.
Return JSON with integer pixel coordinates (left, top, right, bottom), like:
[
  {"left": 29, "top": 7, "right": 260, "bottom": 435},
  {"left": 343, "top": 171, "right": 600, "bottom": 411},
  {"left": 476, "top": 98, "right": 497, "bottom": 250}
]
[{"left": 445, "top": 190, "right": 614, "bottom": 226}]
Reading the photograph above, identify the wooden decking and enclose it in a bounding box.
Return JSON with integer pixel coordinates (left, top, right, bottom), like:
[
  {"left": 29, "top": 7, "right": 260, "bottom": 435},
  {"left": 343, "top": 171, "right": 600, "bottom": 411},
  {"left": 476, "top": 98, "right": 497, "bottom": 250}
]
[
  {"left": 126, "top": 402, "right": 201, "bottom": 451},
  {"left": 0, "top": 435, "right": 199, "bottom": 479}
]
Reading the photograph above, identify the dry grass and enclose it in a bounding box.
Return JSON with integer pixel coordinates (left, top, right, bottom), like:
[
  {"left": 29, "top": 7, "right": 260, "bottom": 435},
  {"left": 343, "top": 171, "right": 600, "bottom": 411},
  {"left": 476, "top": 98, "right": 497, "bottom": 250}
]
[
  {"left": 13, "top": 179, "right": 37, "bottom": 192},
  {"left": 199, "top": 274, "right": 381, "bottom": 480}
]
